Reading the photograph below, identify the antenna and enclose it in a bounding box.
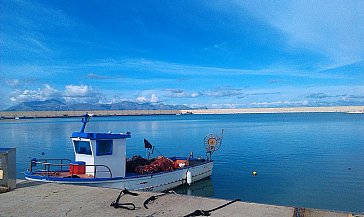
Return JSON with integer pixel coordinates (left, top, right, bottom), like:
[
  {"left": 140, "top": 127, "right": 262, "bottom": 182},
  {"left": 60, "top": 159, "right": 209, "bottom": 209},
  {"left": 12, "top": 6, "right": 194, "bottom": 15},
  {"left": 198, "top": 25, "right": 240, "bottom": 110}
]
[
  {"left": 80, "top": 113, "right": 94, "bottom": 133},
  {"left": 144, "top": 139, "right": 164, "bottom": 159},
  {"left": 204, "top": 129, "right": 224, "bottom": 160},
  {"left": 144, "top": 139, "right": 154, "bottom": 159}
]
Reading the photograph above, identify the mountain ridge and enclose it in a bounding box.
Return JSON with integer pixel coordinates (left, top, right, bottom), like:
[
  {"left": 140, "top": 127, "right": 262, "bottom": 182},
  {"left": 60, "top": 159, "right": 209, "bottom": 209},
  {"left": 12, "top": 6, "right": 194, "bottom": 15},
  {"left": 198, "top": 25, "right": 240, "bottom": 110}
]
[{"left": 4, "top": 99, "right": 190, "bottom": 111}]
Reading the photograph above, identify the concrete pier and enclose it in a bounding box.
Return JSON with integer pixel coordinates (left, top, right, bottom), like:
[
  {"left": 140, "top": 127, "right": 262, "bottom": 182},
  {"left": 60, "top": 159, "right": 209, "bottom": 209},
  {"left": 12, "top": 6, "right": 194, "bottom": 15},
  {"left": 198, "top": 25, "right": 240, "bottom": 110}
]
[
  {"left": 0, "top": 106, "right": 363, "bottom": 119},
  {"left": 0, "top": 180, "right": 362, "bottom": 217}
]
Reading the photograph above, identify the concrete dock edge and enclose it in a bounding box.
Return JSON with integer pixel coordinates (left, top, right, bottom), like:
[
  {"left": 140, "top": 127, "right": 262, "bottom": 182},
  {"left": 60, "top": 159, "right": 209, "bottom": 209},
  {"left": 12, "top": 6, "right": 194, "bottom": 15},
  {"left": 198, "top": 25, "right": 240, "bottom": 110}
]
[{"left": 0, "top": 180, "right": 362, "bottom": 217}]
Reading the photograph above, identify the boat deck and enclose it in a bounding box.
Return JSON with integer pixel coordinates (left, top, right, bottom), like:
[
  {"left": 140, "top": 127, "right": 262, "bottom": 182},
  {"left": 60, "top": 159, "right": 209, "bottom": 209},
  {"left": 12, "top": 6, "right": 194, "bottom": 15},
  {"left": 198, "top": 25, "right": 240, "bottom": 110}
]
[{"left": 30, "top": 171, "right": 94, "bottom": 179}]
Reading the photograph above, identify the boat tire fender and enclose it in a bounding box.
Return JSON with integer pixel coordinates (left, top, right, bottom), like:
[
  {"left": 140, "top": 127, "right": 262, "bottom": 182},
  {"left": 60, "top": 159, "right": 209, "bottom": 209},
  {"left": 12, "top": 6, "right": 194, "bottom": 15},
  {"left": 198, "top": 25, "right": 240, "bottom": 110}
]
[{"left": 186, "top": 170, "right": 192, "bottom": 185}]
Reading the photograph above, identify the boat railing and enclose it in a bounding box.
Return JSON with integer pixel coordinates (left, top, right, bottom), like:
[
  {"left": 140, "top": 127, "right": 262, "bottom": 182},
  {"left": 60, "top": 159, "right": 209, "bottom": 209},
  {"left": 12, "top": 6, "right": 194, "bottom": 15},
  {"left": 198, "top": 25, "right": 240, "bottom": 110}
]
[
  {"left": 89, "top": 165, "right": 113, "bottom": 178},
  {"left": 28, "top": 159, "right": 113, "bottom": 178},
  {"left": 29, "top": 158, "right": 72, "bottom": 172}
]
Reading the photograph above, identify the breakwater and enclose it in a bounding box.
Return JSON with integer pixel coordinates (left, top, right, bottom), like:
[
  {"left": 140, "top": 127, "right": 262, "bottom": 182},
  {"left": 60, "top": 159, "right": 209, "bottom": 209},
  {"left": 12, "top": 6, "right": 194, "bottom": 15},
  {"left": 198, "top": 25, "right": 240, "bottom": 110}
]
[
  {"left": 0, "top": 106, "right": 363, "bottom": 119},
  {"left": 182, "top": 106, "right": 364, "bottom": 114}
]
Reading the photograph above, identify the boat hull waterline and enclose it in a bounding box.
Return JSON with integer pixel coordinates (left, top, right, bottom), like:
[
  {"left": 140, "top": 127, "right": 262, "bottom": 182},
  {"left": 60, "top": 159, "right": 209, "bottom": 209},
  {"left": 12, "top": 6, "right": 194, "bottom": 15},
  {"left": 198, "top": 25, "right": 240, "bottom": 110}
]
[{"left": 25, "top": 161, "right": 213, "bottom": 192}]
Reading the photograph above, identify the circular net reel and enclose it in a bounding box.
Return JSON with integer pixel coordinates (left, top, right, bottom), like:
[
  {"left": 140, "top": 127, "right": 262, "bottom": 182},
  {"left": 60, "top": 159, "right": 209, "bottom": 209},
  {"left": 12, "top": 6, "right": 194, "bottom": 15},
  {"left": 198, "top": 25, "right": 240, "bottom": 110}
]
[{"left": 204, "top": 134, "right": 222, "bottom": 159}]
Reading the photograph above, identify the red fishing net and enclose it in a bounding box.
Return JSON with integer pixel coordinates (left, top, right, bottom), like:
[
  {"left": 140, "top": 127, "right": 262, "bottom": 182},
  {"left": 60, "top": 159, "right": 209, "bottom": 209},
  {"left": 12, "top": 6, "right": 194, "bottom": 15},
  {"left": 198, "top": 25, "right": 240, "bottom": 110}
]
[{"left": 135, "top": 156, "right": 174, "bottom": 174}]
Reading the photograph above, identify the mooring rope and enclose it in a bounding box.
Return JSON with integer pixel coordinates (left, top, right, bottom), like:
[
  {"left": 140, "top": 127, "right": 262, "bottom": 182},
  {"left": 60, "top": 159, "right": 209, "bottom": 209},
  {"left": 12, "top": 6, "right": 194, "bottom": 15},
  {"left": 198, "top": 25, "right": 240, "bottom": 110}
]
[
  {"left": 143, "top": 190, "right": 178, "bottom": 209},
  {"left": 293, "top": 207, "right": 305, "bottom": 217},
  {"left": 110, "top": 189, "right": 139, "bottom": 210},
  {"left": 183, "top": 199, "right": 241, "bottom": 217}
]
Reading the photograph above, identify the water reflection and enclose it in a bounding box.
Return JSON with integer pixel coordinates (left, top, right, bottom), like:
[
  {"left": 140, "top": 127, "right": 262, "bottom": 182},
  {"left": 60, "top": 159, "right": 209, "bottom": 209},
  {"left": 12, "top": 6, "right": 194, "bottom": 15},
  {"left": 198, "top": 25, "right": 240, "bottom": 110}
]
[
  {"left": 173, "top": 177, "right": 215, "bottom": 197},
  {"left": 1, "top": 113, "right": 364, "bottom": 212}
]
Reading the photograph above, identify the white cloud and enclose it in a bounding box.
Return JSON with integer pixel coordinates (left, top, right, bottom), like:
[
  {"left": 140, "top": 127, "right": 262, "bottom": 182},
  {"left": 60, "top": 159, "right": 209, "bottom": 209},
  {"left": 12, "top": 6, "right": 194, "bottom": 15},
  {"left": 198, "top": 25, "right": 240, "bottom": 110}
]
[
  {"left": 1, "top": 57, "right": 353, "bottom": 86},
  {"left": 136, "top": 96, "right": 148, "bottom": 103},
  {"left": 1, "top": 0, "right": 76, "bottom": 58},
  {"left": 136, "top": 94, "right": 160, "bottom": 103},
  {"left": 9, "top": 84, "right": 101, "bottom": 104},
  {"left": 250, "top": 100, "right": 309, "bottom": 107},
  {"left": 64, "top": 85, "right": 94, "bottom": 97},
  {"left": 166, "top": 89, "right": 202, "bottom": 98},
  {"left": 86, "top": 73, "right": 118, "bottom": 80},
  {"left": 5, "top": 79, "right": 20, "bottom": 87},
  {"left": 43, "top": 84, "right": 59, "bottom": 96},
  {"left": 150, "top": 94, "right": 159, "bottom": 103},
  {"left": 204, "top": 88, "right": 244, "bottom": 97},
  {"left": 9, "top": 84, "right": 60, "bottom": 102},
  {"left": 10, "top": 89, "right": 43, "bottom": 102},
  {"left": 24, "top": 36, "right": 51, "bottom": 53},
  {"left": 110, "top": 58, "right": 346, "bottom": 79},
  {"left": 63, "top": 85, "right": 99, "bottom": 103},
  {"left": 191, "top": 92, "right": 200, "bottom": 98},
  {"left": 238, "top": 1, "right": 364, "bottom": 65}
]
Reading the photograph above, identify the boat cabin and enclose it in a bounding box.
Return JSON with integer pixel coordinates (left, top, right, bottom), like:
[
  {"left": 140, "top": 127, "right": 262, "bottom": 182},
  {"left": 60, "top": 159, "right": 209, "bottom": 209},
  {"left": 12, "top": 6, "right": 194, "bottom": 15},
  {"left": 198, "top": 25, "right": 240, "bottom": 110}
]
[{"left": 70, "top": 115, "right": 131, "bottom": 178}]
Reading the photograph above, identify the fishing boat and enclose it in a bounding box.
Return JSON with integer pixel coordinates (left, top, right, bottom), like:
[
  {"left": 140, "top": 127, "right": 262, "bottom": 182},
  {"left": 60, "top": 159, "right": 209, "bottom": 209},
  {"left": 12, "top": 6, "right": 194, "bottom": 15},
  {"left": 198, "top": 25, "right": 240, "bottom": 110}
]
[{"left": 24, "top": 114, "right": 222, "bottom": 191}]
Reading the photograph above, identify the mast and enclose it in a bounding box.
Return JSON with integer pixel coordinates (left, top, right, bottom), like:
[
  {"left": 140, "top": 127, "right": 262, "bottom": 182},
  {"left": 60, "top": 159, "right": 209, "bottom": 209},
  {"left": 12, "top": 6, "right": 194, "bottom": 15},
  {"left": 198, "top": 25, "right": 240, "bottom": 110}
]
[{"left": 80, "top": 114, "right": 91, "bottom": 133}]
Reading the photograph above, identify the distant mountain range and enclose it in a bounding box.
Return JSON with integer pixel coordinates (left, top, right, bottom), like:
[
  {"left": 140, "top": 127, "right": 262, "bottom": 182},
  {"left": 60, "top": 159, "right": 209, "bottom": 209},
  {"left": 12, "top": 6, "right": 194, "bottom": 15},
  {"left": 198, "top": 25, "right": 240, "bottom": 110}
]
[{"left": 4, "top": 99, "right": 190, "bottom": 111}]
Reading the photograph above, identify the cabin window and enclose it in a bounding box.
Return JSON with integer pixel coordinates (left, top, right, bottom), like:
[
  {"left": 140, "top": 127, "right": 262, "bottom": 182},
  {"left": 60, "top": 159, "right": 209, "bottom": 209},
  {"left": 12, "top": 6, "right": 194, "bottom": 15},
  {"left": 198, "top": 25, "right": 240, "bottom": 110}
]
[
  {"left": 96, "top": 140, "right": 113, "bottom": 156},
  {"left": 73, "top": 141, "right": 92, "bottom": 155}
]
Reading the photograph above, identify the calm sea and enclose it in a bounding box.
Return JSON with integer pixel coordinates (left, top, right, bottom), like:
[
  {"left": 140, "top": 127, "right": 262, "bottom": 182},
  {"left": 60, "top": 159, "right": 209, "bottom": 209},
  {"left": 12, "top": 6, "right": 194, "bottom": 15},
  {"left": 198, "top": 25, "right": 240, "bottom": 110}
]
[{"left": 0, "top": 113, "right": 363, "bottom": 212}]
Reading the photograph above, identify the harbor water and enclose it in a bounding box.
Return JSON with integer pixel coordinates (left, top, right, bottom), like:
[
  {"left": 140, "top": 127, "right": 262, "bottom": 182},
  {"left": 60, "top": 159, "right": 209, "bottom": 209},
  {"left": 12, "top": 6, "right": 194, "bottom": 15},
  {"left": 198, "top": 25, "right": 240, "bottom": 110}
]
[{"left": 0, "top": 113, "right": 363, "bottom": 212}]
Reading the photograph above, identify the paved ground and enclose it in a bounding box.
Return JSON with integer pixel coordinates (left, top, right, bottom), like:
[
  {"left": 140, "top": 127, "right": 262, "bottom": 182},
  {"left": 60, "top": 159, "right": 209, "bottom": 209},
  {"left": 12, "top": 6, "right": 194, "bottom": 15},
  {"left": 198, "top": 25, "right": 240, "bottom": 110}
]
[{"left": 0, "top": 180, "right": 362, "bottom": 217}]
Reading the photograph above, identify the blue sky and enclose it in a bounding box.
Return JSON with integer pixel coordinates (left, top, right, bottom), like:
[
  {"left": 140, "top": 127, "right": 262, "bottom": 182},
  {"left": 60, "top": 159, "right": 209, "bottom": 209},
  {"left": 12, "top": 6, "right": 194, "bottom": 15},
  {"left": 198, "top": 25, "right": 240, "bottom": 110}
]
[{"left": 1, "top": 0, "right": 363, "bottom": 109}]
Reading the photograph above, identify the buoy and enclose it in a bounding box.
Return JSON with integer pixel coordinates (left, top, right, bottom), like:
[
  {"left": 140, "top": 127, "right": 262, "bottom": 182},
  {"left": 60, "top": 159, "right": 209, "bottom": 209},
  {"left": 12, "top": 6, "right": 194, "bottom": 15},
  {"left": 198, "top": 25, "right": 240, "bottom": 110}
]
[
  {"left": 252, "top": 171, "right": 257, "bottom": 176},
  {"left": 186, "top": 171, "right": 192, "bottom": 185}
]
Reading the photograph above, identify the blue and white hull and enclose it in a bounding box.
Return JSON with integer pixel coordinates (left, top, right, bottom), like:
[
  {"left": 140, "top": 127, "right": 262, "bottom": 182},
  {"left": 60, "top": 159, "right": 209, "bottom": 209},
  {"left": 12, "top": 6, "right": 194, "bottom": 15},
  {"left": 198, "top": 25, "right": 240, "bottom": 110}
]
[{"left": 25, "top": 161, "right": 213, "bottom": 192}]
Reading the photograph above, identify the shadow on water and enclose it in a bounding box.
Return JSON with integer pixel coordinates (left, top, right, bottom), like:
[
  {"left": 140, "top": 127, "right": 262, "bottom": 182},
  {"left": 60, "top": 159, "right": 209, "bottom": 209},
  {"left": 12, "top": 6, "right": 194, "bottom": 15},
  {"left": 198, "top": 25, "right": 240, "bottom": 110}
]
[{"left": 172, "top": 177, "right": 215, "bottom": 197}]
